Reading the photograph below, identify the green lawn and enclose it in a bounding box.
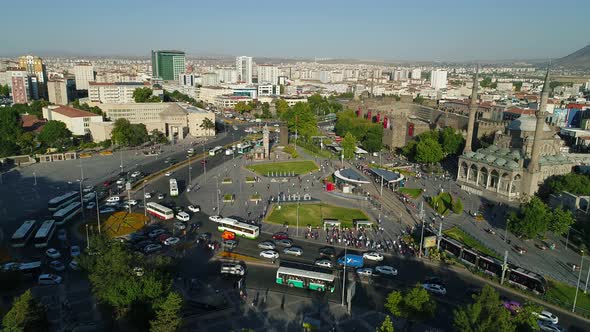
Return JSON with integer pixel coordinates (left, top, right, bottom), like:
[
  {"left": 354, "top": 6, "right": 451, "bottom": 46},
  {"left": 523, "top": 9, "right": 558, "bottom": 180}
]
[
  {"left": 266, "top": 203, "right": 369, "bottom": 228},
  {"left": 429, "top": 192, "right": 453, "bottom": 215},
  {"left": 399, "top": 187, "right": 422, "bottom": 199},
  {"left": 444, "top": 226, "right": 500, "bottom": 259},
  {"left": 545, "top": 279, "right": 590, "bottom": 315},
  {"left": 246, "top": 160, "right": 319, "bottom": 176}
]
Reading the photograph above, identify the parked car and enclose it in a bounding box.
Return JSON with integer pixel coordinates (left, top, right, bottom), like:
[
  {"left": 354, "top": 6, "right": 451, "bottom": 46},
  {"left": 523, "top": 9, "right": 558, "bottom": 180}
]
[
  {"left": 362, "top": 251, "right": 384, "bottom": 262},
  {"left": 176, "top": 212, "right": 190, "bottom": 222},
  {"left": 46, "top": 248, "right": 61, "bottom": 259},
  {"left": 222, "top": 239, "right": 238, "bottom": 249},
  {"left": 148, "top": 229, "right": 166, "bottom": 238},
  {"left": 69, "top": 260, "right": 80, "bottom": 271},
  {"left": 157, "top": 234, "right": 172, "bottom": 243},
  {"left": 276, "top": 239, "right": 293, "bottom": 247},
  {"left": 49, "top": 260, "right": 65, "bottom": 272},
  {"left": 503, "top": 300, "right": 522, "bottom": 315},
  {"left": 127, "top": 199, "right": 138, "bottom": 206},
  {"left": 100, "top": 207, "right": 116, "bottom": 214},
  {"left": 283, "top": 246, "right": 303, "bottom": 256},
  {"left": 422, "top": 283, "right": 447, "bottom": 295},
  {"left": 209, "top": 215, "right": 222, "bottom": 222},
  {"left": 143, "top": 244, "right": 162, "bottom": 254},
  {"left": 188, "top": 205, "right": 201, "bottom": 212},
  {"left": 144, "top": 192, "right": 152, "bottom": 199},
  {"left": 173, "top": 221, "right": 187, "bottom": 230},
  {"left": 164, "top": 237, "right": 180, "bottom": 246},
  {"left": 38, "top": 274, "right": 62, "bottom": 285},
  {"left": 356, "top": 268, "right": 374, "bottom": 277},
  {"left": 534, "top": 310, "right": 559, "bottom": 325},
  {"left": 86, "top": 202, "right": 96, "bottom": 210},
  {"left": 314, "top": 259, "right": 333, "bottom": 268},
  {"left": 375, "top": 266, "right": 398, "bottom": 276},
  {"left": 537, "top": 320, "right": 564, "bottom": 332},
  {"left": 259, "top": 250, "right": 279, "bottom": 259},
  {"left": 70, "top": 245, "right": 81, "bottom": 257},
  {"left": 258, "top": 241, "right": 276, "bottom": 250}
]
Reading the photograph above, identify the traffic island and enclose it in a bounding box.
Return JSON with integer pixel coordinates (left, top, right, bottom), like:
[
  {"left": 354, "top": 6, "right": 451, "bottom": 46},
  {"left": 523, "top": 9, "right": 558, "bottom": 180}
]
[
  {"left": 265, "top": 203, "right": 369, "bottom": 229},
  {"left": 222, "top": 178, "right": 232, "bottom": 184},
  {"left": 246, "top": 160, "right": 319, "bottom": 176},
  {"left": 399, "top": 187, "right": 423, "bottom": 199},
  {"left": 250, "top": 194, "right": 262, "bottom": 202},
  {"left": 427, "top": 192, "right": 463, "bottom": 215},
  {"left": 223, "top": 194, "right": 235, "bottom": 203},
  {"left": 102, "top": 212, "right": 149, "bottom": 238},
  {"left": 245, "top": 176, "right": 256, "bottom": 183}
]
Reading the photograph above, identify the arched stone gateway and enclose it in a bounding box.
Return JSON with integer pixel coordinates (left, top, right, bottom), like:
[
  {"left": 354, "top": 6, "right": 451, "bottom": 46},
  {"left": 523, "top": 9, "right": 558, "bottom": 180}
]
[
  {"left": 478, "top": 167, "right": 489, "bottom": 188},
  {"left": 460, "top": 162, "right": 468, "bottom": 179},
  {"left": 511, "top": 174, "right": 522, "bottom": 194},
  {"left": 489, "top": 170, "right": 499, "bottom": 190},
  {"left": 468, "top": 164, "right": 478, "bottom": 183},
  {"left": 500, "top": 173, "right": 511, "bottom": 193}
]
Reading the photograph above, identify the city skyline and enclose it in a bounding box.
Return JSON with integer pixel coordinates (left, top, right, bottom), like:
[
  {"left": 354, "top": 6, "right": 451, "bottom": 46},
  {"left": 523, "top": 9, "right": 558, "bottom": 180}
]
[{"left": 1, "top": 0, "right": 588, "bottom": 61}]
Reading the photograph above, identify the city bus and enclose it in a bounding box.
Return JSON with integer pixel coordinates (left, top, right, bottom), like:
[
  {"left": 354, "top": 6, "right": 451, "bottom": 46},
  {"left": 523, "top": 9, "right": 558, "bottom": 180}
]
[
  {"left": 33, "top": 220, "right": 56, "bottom": 248},
  {"left": 146, "top": 202, "right": 174, "bottom": 220},
  {"left": 48, "top": 191, "right": 79, "bottom": 211},
  {"left": 209, "top": 146, "right": 223, "bottom": 156},
  {"left": 11, "top": 220, "right": 38, "bottom": 248},
  {"left": 53, "top": 202, "right": 82, "bottom": 226},
  {"left": 169, "top": 178, "right": 179, "bottom": 197},
  {"left": 275, "top": 264, "right": 335, "bottom": 292},
  {"left": 216, "top": 218, "right": 259, "bottom": 239},
  {"left": 237, "top": 143, "right": 252, "bottom": 154}
]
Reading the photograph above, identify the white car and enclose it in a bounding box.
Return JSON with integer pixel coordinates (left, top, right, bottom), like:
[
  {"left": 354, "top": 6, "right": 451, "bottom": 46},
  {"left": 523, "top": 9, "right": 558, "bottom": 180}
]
[
  {"left": 258, "top": 241, "right": 276, "bottom": 250},
  {"left": 422, "top": 283, "right": 447, "bottom": 295},
  {"left": 69, "top": 260, "right": 80, "bottom": 271},
  {"left": 188, "top": 205, "right": 200, "bottom": 212},
  {"left": 356, "top": 268, "right": 374, "bottom": 277},
  {"left": 131, "top": 171, "right": 141, "bottom": 178},
  {"left": 116, "top": 178, "right": 125, "bottom": 185},
  {"left": 176, "top": 212, "right": 190, "bottom": 222},
  {"left": 38, "top": 274, "right": 62, "bottom": 285},
  {"left": 157, "top": 193, "right": 165, "bottom": 200},
  {"left": 209, "top": 215, "right": 222, "bottom": 222},
  {"left": 173, "top": 221, "right": 187, "bottom": 230},
  {"left": 534, "top": 310, "right": 559, "bottom": 325},
  {"left": 144, "top": 192, "right": 152, "bottom": 199},
  {"left": 106, "top": 196, "right": 120, "bottom": 203},
  {"left": 46, "top": 248, "right": 61, "bottom": 259},
  {"left": 375, "top": 265, "right": 398, "bottom": 276},
  {"left": 314, "top": 259, "right": 333, "bottom": 268},
  {"left": 164, "top": 237, "right": 180, "bottom": 246},
  {"left": 363, "top": 251, "right": 384, "bottom": 262},
  {"left": 165, "top": 171, "right": 173, "bottom": 176},
  {"left": 259, "top": 250, "right": 279, "bottom": 259},
  {"left": 49, "top": 260, "right": 65, "bottom": 272},
  {"left": 70, "top": 245, "right": 81, "bottom": 257},
  {"left": 537, "top": 320, "right": 564, "bottom": 332},
  {"left": 283, "top": 246, "right": 303, "bottom": 256},
  {"left": 86, "top": 202, "right": 96, "bottom": 210},
  {"left": 127, "top": 200, "right": 138, "bottom": 206}
]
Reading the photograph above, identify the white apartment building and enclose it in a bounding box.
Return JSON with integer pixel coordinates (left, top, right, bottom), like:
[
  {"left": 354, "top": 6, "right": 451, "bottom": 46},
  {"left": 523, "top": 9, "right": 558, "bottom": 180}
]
[
  {"left": 236, "top": 56, "right": 253, "bottom": 84},
  {"left": 88, "top": 82, "right": 146, "bottom": 104},
  {"left": 214, "top": 95, "right": 253, "bottom": 109},
  {"left": 42, "top": 105, "right": 103, "bottom": 135},
  {"left": 198, "top": 86, "right": 232, "bottom": 104},
  {"left": 257, "top": 84, "right": 279, "bottom": 97},
  {"left": 179, "top": 73, "right": 199, "bottom": 87},
  {"left": 73, "top": 62, "right": 95, "bottom": 90},
  {"left": 257, "top": 64, "right": 279, "bottom": 84},
  {"left": 430, "top": 69, "right": 448, "bottom": 90},
  {"left": 282, "top": 96, "right": 308, "bottom": 107},
  {"left": 215, "top": 68, "right": 238, "bottom": 84},
  {"left": 411, "top": 68, "right": 422, "bottom": 80},
  {"left": 201, "top": 72, "right": 220, "bottom": 86}
]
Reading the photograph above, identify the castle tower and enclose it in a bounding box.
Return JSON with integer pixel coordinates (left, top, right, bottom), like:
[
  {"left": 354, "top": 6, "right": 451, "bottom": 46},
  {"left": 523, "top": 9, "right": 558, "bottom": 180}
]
[
  {"left": 463, "top": 65, "right": 479, "bottom": 153},
  {"left": 527, "top": 66, "right": 551, "bottom": 173},
  {"left": 263, "top": 124, "right": 270, "bottom": 159}
]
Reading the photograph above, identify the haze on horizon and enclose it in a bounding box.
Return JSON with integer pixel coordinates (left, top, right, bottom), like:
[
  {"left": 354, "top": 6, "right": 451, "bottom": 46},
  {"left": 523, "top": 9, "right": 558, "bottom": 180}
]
[{"left": 0, "top": 0, "right": 588, "bottom": 62}]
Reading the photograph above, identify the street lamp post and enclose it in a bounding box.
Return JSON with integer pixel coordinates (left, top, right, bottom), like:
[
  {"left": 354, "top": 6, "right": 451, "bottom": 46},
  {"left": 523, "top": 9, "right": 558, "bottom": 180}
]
[
  {"left": 187, "top": 155, "right": 192, "bottom": 192},
  {"left": 504, "top": 219, "right": 510, "bottom": 243},
  {"left": 95, "top": 191, "right": 101, "bottom": 234},
  {"left": 143, "top": 181, "right": 148, "bottom": 217},
  {"left": 119, "top": 150, "right": 124, "bottom": 173},
  {"left": 216, "top": 178, "right": 220, "bottom": 213},
  {"left": 33, "top": 171, "right": 37, "bottom": 186},
  {"left": 418, "top": 201, "right": 425, "bottom": 258},
  {"left": 85, "top": 224, "right": 90, "bottom": 249},
  {"left": 296, "top": 201, "right": 300, "bottom": 237},
  {"left": 584, "top": 259, "right": 590, "bottom": 294},
  {"left": 341, "top": 244, "right": 347, "bottom": 306},
  {"left": 566, "top": 227, "right": 571, "bottom": 250},
  {"left": 573, "top": 250, "right": 585, "bottom": 312},
  {"left": 79, "top": 160, "right": 85, "bottom": 221}
]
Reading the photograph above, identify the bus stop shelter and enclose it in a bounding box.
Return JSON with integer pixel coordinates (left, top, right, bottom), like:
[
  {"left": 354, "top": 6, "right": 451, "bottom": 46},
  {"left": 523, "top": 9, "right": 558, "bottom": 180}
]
[
  {"left": 353, "top": 219, "right": 373, "bottom": 230},
  {"left": 323, "top": 219, "right": 341, "bottom": 230}
]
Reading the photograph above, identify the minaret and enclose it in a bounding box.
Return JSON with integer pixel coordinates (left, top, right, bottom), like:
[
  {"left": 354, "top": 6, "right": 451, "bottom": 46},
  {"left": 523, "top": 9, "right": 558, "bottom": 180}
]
[
  {"left": 263, "top": 124, "right": 270, "bottom": 159},
  {"left": 527, "top": 66, "right": 551, "bottom": 173},
  {"left": 463, "top": 65, "right": 479, "bottom": 153}
]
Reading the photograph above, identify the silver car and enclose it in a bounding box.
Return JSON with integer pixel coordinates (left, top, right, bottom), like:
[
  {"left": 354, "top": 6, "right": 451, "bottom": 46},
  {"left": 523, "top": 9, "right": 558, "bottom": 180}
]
[
  {"left": 314, "top": 259, "right": 333, "bottom": 268},
  {"left": 283, "top": 246, "right": 303, "bottom": 256},
  {"left": 276, "top": 239, "right": 293, "bottom": 247},
  {"left": 257, "top": 241, "right": 276, "bottom": 250}
]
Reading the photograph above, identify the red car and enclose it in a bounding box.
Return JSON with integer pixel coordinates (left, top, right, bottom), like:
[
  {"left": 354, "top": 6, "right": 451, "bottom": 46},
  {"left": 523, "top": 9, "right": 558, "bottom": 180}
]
[
  {"left": 272, "top": 232, "right": 289, "bottom": 240},
  {"left": 158, "top": 234, "right": 171, "bottom": 243},
  {"left": 103, "top": 180, "right": 112, "bottom": 187}
]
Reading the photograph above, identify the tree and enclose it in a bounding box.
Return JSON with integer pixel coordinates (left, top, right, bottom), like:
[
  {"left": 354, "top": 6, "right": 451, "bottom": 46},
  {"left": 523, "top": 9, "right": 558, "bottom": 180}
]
[
  {"left": 402, "top": 284, "right": 436, "bottom": 320},
  {"left": 234, "top": 101, "right": 252, "bottom": 114},
  {"left": 453, "top": 285, "right": 514, "bottom": 332},
  {"left": 509, "top": 196, "right": 551, "bottom": 239},
  {"left": 261, "top": 102, "right": 272, "bottom": 119},
  {"left": 364, "top": 125, "right": 383, "bottom": 152},
  {"left": 384, "top": 291, "right": 403, "bottom": 317},
  {"left": 150, "top": 129, "right": 168, "bottom": 144},
  {"left": 514, "top": 81, "right": 523, "bottom": 92},
  {"left": 111, "top": 118, "right": 148, "bottom": 147},
  {"left": 452, "top": 197, "right": 464, "bottom": 214},
  {"left": 275, "top": 99, "right": 289, "bottom": 118},
  {"left": 16, "top": 132, "right": 36, "bottom": 155},
  {"left": 133, "top": 87, "right": 158, "bottom": 103},
  {"left": 440, "top": 127, "right": 464, "bottom": 155},
  {"left": 0, "top": 83, "right": 10, "bottom": 97},
  {"left": 37, "top": 120, "right": 72, "bottom": 149},
  {"left": 0, "top": 107, "right": 23, "bottom": 157},
  {"left": 512, "top": 302, "right": 543, "bottom": 332},
  {"left": 2, "top": 289, "right": 48, "bottom": 332},
  {"left": 376, "top": 315, "right": 394, "bottom": 332},
  {"left": 149, "top": 292, "right": 183, "bottom": 332},
  {"left": 415, "top": 138, "right": 443, "bottom": 164},
  {"left": 549, "top": 207, "right": 575, "bottom": 236},
  {"left": 540, "top": 173, "right": 590, "bottom": 198},
  {"left": 281, "top": 102, "right": 317, "bottom": 139},
  {"left": 200, "top": 117, "right": 215, "bottom": 136},
  {"left": 341, "top": 132, "right": 357, "bottom": 159}
]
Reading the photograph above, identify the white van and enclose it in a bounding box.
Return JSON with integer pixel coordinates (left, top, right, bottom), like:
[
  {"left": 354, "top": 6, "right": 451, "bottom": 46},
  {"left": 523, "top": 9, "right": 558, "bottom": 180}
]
[
  {"left": 38, "top": 273, "right": 62, "bottom": 285},
  {"left": 106, "top": 196, "right": 120, "bottom": 203},
  {"left": 225, "top": 149, "right": 233, "bottom": 156},
  {"left": 220, "top": 263, "right": 245, "bottom": 276}
]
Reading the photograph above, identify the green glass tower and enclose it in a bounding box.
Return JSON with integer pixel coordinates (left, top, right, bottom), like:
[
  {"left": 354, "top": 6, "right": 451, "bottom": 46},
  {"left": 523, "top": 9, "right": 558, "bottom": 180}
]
[{"left": 151, "top": 50, "right": 186, "bottom": 81}]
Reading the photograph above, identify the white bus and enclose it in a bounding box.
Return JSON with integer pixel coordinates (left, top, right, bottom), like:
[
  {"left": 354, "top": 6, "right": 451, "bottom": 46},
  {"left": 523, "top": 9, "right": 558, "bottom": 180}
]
[
  {"left": 216, "top": 218, "right": 259, "bottom": 239},
  {"left": 11, "top": 220, "right": 38, "bottom": 248},
  {"left": 169, "top": 178, "right": 179, "bottom": 197},
  {"left": 276, "top": 265, "right": 336, "bottom": 292},
  {"left": 34, "top": 220, "right": 56, "bottom": 248},
  {"left": 53, "top": 202, "right": 82, "bottom": 226},
  {"left": 209, "top": 146, "right": 223, "bottom": 156},
  {"left": 146, "top": 202, "right": 174, "bottom": 220},
  {"left": 48, "top": 191, "right": 79, "bottom": 211}
]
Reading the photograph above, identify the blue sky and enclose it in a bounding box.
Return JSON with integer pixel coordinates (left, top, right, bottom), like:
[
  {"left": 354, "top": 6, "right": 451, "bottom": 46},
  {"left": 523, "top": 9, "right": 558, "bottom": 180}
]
[{"left": 0, "top": 0, "right": 588, "bottom": 61}]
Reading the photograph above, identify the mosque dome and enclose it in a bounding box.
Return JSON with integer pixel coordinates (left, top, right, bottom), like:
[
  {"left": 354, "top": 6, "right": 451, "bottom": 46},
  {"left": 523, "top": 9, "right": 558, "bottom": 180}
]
[
  {"left": 506, "top": 160, "right": 519, "bottom": 169},
  {"left": 495, "top": 158, "right": 507, "bottom": 166},
  {"left": 508, "top": 115, "right": 551, "bottom": 132}
]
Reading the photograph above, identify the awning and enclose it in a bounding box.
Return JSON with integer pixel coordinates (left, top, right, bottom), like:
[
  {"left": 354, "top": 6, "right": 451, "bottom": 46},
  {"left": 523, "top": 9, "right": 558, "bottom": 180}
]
[
  {"left": 334, "top": 168, "right": 370, "bottom": 184},
  {"left": 355, "top": 147, "right": 368, "bottom": 154},
  {"left": 369, "top": 168, "right": 405, "bottom": 183}
]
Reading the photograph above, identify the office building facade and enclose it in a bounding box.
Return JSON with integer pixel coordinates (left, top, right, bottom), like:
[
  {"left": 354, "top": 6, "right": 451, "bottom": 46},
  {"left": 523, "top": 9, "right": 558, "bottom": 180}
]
[
  {"left": 236, "top": 56, "right": 253, "bottom": 84},
  {"left": 89, "top": 82, "right": 147, "bottom": 104},
  {"left": 430, "top": 69, "right": 448, "bottom": 90},
  {"left": 257, "top": 64, "right": 279, "bottom": 84},
  {"left": 19, "top": 55, "right": 47, "bottom": 99},
  {"left": 42, "top": 105, "right": 104, "bottom": 135},
  {"left": 47, "top": 78, "right": 76, "bottom": 105},
  {"left": 73, "top": 62, "right": 95, "bottom": 90},
  {"left": 151, "top": 50, "right": 186, "bottom": 81}
]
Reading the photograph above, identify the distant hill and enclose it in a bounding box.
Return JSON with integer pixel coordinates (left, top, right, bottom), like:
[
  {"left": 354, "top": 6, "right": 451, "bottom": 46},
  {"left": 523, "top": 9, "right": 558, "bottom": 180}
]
[{"left": 555, "top": 44, "right": 590, "bottom": 68}]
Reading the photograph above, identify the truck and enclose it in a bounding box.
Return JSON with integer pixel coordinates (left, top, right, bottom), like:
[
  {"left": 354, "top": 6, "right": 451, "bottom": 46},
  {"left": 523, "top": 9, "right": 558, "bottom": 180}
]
[
  {"left": 220, "top": 263, "right": 245, "bottom": 276},
  {"left": 336, "top": 254, "right": 364, "bottom": 268}
]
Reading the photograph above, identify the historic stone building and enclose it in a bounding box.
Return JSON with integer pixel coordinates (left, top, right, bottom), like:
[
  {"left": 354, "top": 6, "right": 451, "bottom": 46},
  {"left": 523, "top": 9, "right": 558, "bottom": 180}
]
[{"left": 456, "top": 68, "right": 575, "bottom": 201}]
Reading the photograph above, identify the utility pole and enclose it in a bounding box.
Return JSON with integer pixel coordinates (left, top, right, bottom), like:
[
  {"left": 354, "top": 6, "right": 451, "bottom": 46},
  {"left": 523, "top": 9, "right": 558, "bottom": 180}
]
[
  {"left": 436, "top": 221, "right": 443, "bottom": 251},
  {"left": 187, "top": 155, "right": 192, "bottom": 192},
  {"left": 33, "top": 171, "right": 37, "bottom": 186},
  {"left": 143, "top": 181, "right": 147, "bottom": 217},
  {"left": 216, "top": 178, "right": 220, "bottom": 213},
  {"left": 504, "top": 219, "right": 510, "bottom": 243},
  {"left": 85, "top": 224, "right": 90, "bottom": 249},
  {"left": 380, "top": 175, "right": 384, "bottom": 197},
  {"left": 573, "top": 250, "right": 585, "bottom": 312},
  {"left": 341, "top": 244, "right": 347, "bottom": 306},
  {"left": 95, "top": 191, "right": 101, "bottom": 234},
  {"left": 418, "top": 201, "right": 425, "bottom": 258},
  {"left": 79, "top": 159, "right": 85, "bottom": 221},
  {"left": 296, "top": 201, "right": 300, "bottom": 237},
  {"left": 566, "top": 226, "right": 571, "bottom": 250},
  {"left": 500, "top": 250, "right": 508, "bottom": 285},
  {"left": 584, "top": 259, "right": 590, "bottom": 294}
]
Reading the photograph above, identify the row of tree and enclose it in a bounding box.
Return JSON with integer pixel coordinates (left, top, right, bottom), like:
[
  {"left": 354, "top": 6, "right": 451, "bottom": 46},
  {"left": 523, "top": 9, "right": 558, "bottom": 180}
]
[
  {"left": 133, "top": 87, "right": 162, "bottom": 103},
  {"left": 401, "top": 128, "right": 464, "bottom": 164},
  {"left": 0, "top": 83, "right": 10, "bottom": 97},
  {"left": 335, "top": 110, "right": 383, "bottom": 153},
  {"left": 72, "top": 99, "right": 104, "bottom": 117},
  {"left": 163, "top": 89, "right": 205, "bottom": 109},
  {"left": 508, "top": 196, "right": 575, "bottom": 239}
]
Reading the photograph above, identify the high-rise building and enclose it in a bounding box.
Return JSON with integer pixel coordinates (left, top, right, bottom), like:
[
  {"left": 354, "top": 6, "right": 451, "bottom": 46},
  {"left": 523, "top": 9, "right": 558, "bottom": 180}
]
[
  {"left": 202, "top": 73, "right": 220, "bottom": 86},
  {"left": 257, "top": 64, "right": 279, "bottom": 84},
  {"left": 236, "top": 56, "right": 253, "bottom": 84},
  {"left": 9, "top": 68, "right": 31, "bottom": 104},
  {"left": 215, "top": 68, "right": 238, "bottom": 84},
  {"left": 73, "top": 62, "right": 95, "bottom": 90},
  {"left": 47, "top": 78, "right": 76, "bottom": 105},
  {"left": 89, "top": 82, "right": 147, "bottom": 104},
  {"left": 19, "top": 55, "right": 47, "bottom": 99},
  {"left": 151, "top": 50, "right": 186, "bottom": 81},
  {"left": 430, "top": 69, "right": 448, "bottom": 90},
  {"left": 411, "top": 68, "right": 422, "bottom": 80}
]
